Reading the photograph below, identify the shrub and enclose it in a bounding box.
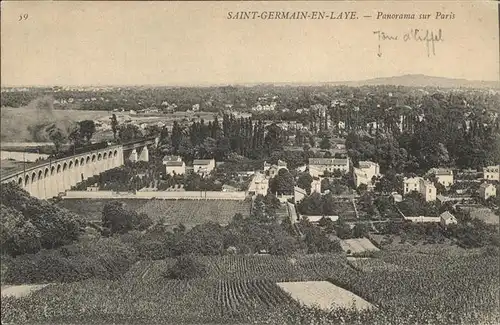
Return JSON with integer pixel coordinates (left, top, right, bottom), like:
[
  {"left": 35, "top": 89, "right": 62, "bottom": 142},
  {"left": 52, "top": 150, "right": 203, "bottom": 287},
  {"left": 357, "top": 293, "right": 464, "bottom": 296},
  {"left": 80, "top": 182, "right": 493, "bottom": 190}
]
[{"left": 162, "top": 256, "right": 206, "bottom": 280}]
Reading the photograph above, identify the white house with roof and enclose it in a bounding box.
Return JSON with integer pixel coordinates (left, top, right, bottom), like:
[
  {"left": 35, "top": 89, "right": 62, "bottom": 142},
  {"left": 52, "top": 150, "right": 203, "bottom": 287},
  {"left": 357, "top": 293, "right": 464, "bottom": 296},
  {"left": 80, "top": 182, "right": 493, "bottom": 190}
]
[
  {"left": 483, "top": 165, "right": 500, "bottom": 181},
  {"left": 353, "top": 161, "right": 380, "bottom": 190},
  {"left": 308, "top": 158, "right": 350, "bottom": 177},
  {"left": 163, "top": 155, "right": 186, "bottom": 176},
  {"left": 403, "top": 177, "right": 437, "bottom": 202},
  {"left": 428, "top": 168, "right": 454, "bottom": 188},
  {"left": 311, "top": 178, "right": 322, "bottom": 193},
  {"left": 193, "top": 159, "right": 216, "bottom": 175},
  {"left": 247, "top": 172, "right": 269, "bottom": 196},
  {"left": 263, "top": 160, "right": 287, "bottom": 178},
  {"left": 294, "top": 186, "right": 307, "bottom": 203},
  {"left": 478, "top": 182, "right": 497, "bottom": 200},
  {"left": 440, "top": 211, "right": 458, "bottom": 228}
]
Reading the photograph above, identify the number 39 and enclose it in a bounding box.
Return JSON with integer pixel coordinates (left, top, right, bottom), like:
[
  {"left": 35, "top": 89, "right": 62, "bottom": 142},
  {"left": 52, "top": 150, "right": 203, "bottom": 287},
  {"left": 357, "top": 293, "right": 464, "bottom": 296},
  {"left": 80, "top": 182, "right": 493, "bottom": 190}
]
[{"left": 19, "top": 14, "right": 28, "bottom": 21}]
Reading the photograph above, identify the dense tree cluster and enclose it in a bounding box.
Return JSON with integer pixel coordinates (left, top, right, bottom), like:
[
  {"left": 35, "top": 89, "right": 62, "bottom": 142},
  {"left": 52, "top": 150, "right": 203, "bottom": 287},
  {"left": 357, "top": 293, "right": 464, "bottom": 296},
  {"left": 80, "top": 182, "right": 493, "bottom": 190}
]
[
  {"left": 0, "top": 183, "right": 83, "bottom": 256},
  {"left": 101, "top": 201, "right": 153, "bottom": 235},
  {"left": 165, "top": 115, "right": 287, "bottom": 162},
  {"left": 298, "top": 192, "right": 340, "bottom": 216}
]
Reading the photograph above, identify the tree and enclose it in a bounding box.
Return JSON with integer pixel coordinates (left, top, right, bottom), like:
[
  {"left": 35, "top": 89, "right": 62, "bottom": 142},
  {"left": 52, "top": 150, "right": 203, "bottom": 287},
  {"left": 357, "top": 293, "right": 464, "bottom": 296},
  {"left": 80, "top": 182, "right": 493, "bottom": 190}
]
[
  {"left": 102, "top": 201, "right": 152, "bottom": 235},
  {"left": 298, "top": 192, "right": 323, "bottom": 215},
  {"left": 78, "top": 120, "right": 96, "bottom": 144},
  {"left": 320, "top": 136, "right": 331, "bottom": 150},
  {"left": 1, "top": 183, "right": 82, "bottom": 251},
  {"left": 272, "top": 168, "right": 295, "bottom": 195},
  {"left": 47, "top": 125, "right": 66, "bottom": 154},
  {"left": 163, "top": 256, "right": 207, "bottom": 280},
  {"left": 322, "top": 193, "right": 337, "bottom": 215},
  {"left": 110, "top": 114, "right": 119, "bottom": 140},
  {"left": 352, "top": 223, "right": 369, "bottom": 238},
  {"left": 176, "top": 222, "right": 225, "bottom": 255},
  {"left": 118, "top": 124, "right": 143, "bottom": 142},
  {"left": 297, "top": 172, "right": 313, "bottom": 194},
  {"left": 0, "top": 204, "right": 42, "bottom": 256}
]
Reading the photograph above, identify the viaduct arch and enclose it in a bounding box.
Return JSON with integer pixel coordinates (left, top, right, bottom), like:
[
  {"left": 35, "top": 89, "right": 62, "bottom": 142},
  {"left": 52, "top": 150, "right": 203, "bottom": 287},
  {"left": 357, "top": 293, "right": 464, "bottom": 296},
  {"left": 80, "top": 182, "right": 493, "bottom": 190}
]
[{"left": 1, "top": 137, "right": 158, "bottom": 199}]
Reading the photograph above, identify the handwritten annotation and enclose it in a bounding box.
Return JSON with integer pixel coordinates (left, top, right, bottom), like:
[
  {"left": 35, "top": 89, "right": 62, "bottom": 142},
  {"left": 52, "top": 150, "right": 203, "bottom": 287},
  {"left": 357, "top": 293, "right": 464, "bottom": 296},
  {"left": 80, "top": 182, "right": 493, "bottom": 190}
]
[{"left": 373, "top": 29, "right": 444, "bottom": 57}]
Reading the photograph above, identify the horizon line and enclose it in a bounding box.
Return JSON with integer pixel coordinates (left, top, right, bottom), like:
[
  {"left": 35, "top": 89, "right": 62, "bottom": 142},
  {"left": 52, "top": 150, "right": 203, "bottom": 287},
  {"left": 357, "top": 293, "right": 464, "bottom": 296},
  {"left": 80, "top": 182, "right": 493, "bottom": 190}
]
[{"left": 1, "top": 74, "right": 499, "bottom": 88}]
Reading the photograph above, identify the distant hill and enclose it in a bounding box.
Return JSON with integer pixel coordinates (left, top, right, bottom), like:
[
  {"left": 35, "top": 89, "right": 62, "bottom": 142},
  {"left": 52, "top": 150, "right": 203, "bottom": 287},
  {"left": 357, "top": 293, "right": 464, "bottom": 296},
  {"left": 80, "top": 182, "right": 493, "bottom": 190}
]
[{"left": 336, "top": 74, "right": 499, "bottom": 89}]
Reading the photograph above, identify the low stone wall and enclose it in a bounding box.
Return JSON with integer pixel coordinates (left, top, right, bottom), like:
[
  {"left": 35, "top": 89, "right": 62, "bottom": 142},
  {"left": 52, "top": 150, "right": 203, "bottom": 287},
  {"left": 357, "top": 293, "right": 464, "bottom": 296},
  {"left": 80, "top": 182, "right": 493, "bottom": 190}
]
[{"left": 64, "top": 190, "right": 247, "bottom": 200}]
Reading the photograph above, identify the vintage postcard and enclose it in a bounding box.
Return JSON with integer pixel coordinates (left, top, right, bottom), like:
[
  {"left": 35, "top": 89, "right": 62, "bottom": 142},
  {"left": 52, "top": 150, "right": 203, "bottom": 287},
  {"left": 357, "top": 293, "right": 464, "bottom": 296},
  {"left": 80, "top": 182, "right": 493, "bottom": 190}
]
[{"left": 1, "top": 1, "right": 499, "bottom": 324}]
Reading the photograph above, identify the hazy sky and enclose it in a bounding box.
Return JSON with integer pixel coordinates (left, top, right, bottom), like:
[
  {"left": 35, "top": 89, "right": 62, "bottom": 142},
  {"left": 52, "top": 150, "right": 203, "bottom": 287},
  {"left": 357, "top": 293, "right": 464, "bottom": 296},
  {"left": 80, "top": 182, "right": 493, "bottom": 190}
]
[{"left": 1, "top": 1, "right": 499, "bottom": 86}]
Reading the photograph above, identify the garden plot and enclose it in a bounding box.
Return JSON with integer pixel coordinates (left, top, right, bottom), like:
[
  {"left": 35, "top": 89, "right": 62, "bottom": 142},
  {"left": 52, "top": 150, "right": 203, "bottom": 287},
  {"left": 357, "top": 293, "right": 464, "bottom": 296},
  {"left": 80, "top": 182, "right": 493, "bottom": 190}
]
[
  {"left": 340, "top": 237, "right": 380, "bottom": 254},
  {"left": 277, "top": 281, "right": 373, "bottom": 311},
  {"left": 1, "top": 284, "right": 50, "bottom": 298}
]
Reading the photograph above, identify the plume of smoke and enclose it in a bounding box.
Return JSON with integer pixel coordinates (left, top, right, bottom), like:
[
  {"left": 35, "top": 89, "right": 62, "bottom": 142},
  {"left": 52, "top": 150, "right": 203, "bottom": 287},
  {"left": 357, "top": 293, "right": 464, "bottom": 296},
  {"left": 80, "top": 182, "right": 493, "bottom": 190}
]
[{"left": 1, "top": 96, "right": 77, "bottom": 142}]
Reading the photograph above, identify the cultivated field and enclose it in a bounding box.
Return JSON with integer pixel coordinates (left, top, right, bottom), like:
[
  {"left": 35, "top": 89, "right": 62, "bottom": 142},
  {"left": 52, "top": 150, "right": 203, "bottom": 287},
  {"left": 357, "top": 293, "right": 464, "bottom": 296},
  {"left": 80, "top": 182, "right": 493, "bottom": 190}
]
[
  {"left": 277, "top": 280, "right": 373, "bottom": 311},
  {"left": 1, "top": 284, "right": 50, "bottom": 298},
  {"left": 340, "top": 238, "right": 380, "bottom": 254},
  {"left": 1, "top": 251, "right": 499, "bottom": 324},
  {"left": 347, "top": 257, "right": 409, "bottom": 273},
  {"left": 59, "top": 198, "right": 251, "bottom": 227}
]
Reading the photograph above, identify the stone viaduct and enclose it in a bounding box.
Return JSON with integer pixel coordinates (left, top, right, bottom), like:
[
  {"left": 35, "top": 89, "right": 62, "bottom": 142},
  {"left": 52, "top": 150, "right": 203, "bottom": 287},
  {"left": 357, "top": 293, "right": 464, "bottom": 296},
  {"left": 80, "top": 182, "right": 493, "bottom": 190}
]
[{"left": 1, "top": 137, "right": 158, "bottom": 199}]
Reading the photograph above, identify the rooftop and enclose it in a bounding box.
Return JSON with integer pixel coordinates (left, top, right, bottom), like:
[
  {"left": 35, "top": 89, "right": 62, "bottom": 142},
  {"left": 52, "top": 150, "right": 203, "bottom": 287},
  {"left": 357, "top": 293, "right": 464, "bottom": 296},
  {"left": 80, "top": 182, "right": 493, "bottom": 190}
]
[
  {"left": 479, "top": 182, "right": 495, "bottom": 190},
  {"left": 162, "top": 155, "right": 182, "bottom": 162},
  {"left": 309, "top": 158, "right": 349, "bottom": 166},
  {"left": 193, "top": 159, "right": 215, "bottom": 165},
  {"left": 440, "top": 211, "right": 456, "bottom": 220},
  {"left": 428, "top": 168, "right": 453, "bottom": 176},
  {"left": 358, "top": 161, "right": 378, "bottom": 169},
  {"left": 484, "top": 165, "right": 500, "bottom": 172},
  {"left": 165, "top": 161, "right": 184, "bottom": 167}
]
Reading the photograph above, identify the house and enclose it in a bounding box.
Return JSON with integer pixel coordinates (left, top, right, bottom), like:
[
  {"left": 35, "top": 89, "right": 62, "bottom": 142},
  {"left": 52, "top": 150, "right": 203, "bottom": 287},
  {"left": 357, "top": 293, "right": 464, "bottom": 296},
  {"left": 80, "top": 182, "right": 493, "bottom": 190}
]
[
  {"left": 193, "top": 159, "right": 216, "bottom": 175},
  {"left": 428, "top": 168, "right": 454, "bottom": 188},
  {"left": 304, "top": 215, "right": 339, "bottom": 224},
  {"left": 311, "top": 178, "right": 322, "bottom": 193},
  {"left": 404, "top": 216, "right": 441, "bottom": 223},
  {"left": 478, "top": 182, "right": 497, "bottom": 200},
  {"left": 263, "top": 160, "right": 287, "bottom": 178},
  {"left": 391, "top": 192, "right": 403, "bottom": 202},
  {"left": 308, "top": 158, "right": 350, "bottom": 177},
  {"left": 353, "top": 161, "right": 380, "bottom": 190},
  {"left": 294, "top": 186, "right": 307, "bottom": 203},
  {"left": 483, "top": 165, "right": 500, "bottom": 181},
  {"left": 440, "top": 211, "right": 458, "bottom": 228},
  {"left": 163, "top": 155, "right": 186, "bottom": 176},
  {"left": 403, "top": 177, "right": 437, "bottom": 202},
  {"left": 247, "top": 173, "right": 269, "bottom": 196}
]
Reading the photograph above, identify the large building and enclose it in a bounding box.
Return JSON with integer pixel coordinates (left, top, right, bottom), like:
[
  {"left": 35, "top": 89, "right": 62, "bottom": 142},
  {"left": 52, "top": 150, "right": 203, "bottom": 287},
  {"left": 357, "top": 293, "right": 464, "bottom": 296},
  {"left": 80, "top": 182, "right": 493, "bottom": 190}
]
[
  {"left": 483, "top": 165, "right": 500, "bottom": 181},
  {"left": 403, "top": 177, "right": 437, "bottom": 202},
  {"left": 428, "top": 168, "right": 454, "bottom": 188},
  {"left": 478, "top": 182, "right": 497, "bottom": 200},
  {"left": 353, "top": 161, "right": 380, "bottom": 190},
  {"left": 162, "top": 155, "right": 186, "bottom": 176},
  {"left": 193, "top": 159, "right": 216, "bottom": 175},
  {"left": 308, "top": 158, "right": 350, "bottom": 178}
]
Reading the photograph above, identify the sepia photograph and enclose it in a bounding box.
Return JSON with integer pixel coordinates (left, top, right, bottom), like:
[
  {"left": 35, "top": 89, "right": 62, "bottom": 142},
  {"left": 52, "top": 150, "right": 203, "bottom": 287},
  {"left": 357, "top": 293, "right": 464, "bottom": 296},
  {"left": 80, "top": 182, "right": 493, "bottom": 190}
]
[{"left": 1, "top": 1, "right": 499, "bottom": 324}]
